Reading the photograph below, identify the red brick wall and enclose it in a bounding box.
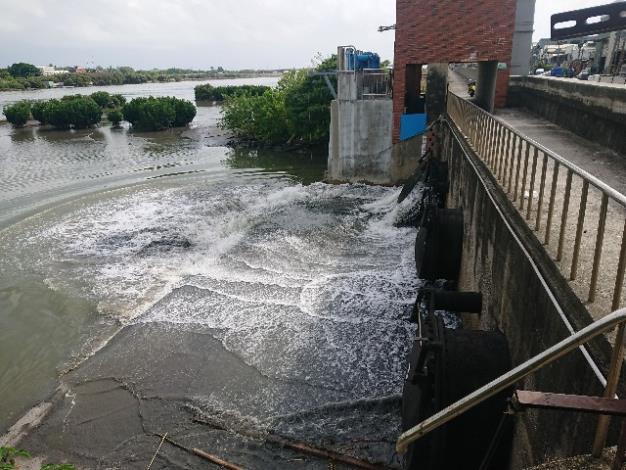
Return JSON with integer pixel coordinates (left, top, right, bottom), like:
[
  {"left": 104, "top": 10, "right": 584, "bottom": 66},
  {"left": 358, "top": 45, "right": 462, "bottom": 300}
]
[{"left": 393, "top": 0, "right": 517, "bottom": 142}]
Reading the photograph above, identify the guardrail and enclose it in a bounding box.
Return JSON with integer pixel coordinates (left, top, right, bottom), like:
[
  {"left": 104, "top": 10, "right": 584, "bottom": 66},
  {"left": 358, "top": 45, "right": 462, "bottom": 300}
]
[
  {"left": 356, "top": 69, "right": 391, "bottom": 99},
  {"left": 446, "top": 91, "right": 626, "bottom": 457},
  {"left": 447, "top": 91, "right": 626, "bottom": 313}
]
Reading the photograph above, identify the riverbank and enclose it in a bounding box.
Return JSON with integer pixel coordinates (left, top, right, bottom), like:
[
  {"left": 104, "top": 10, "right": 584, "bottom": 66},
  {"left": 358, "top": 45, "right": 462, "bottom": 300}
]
[{"left": 0, "top": 73, "right": 283, "bottom": 93}]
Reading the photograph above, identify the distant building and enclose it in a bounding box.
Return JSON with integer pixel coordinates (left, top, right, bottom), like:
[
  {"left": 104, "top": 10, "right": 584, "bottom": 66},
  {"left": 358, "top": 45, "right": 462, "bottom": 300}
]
[{"left": 37, "top": 66, "right": 64, "bottom": 77}]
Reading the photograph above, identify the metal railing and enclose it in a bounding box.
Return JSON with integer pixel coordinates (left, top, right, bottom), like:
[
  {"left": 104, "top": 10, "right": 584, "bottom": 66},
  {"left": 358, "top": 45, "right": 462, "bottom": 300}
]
[
  {"left": 356, "top": 69, "right": 391, "bottom": 99},
  {"left": 397, "top": 308, "right": 626, "bottom": 454},
  {"left": 445, "top": 91, "right": 626, "bottom": 457},
  {"left": 447, "top": 92, "right": 626, "bottom": 314}
]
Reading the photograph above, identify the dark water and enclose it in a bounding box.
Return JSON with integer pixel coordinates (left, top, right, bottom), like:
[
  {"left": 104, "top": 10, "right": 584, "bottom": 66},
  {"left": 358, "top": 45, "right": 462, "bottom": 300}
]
[{"left": 0, "top": 80, "right": 418, "bottom": 468}]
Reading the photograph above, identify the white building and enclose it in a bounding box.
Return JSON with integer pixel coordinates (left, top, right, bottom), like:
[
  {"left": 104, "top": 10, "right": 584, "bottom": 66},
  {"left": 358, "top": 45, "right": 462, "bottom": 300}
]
[{"left": 37, "top": 66, "right": 64, "bottom": 77}]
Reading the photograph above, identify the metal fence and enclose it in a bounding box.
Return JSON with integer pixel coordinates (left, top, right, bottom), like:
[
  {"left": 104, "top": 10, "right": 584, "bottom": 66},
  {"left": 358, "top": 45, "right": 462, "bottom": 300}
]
[
  {"left": 356, "top": 69, "right": 391, "bottom": 99},
  {"left": 447, "top": 92, "right": 626, "bottom": 315},
  {"left": 446, "top": 90, "right": 626, "bottom": 458}
]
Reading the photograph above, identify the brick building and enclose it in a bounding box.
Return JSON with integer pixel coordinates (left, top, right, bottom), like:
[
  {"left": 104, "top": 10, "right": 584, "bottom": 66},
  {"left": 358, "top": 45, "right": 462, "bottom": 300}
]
[{"left": 393, "top": 0, "right": 518, "bottom": 142}]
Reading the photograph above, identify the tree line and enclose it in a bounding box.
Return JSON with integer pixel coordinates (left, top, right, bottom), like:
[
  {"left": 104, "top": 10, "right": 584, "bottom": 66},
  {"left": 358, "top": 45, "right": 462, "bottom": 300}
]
[
  {"left": 194, "top": 84, "right": 270, "bottom": 102},
  {"left": 0, "top": 62, "right": 282, "bottom": 91},
  {"left": 3, "top": 91, "right": 196, "bottom": 131}
]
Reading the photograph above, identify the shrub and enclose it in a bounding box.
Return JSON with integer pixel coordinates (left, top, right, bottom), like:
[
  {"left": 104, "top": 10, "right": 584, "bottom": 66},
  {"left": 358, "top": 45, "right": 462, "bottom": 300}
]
[
  {"left": 167, "top": 97, "right": 196, "bottom": 127},
  {"left": 221, "top": 89, "right": 289, "bottom": 144},
  {"left": 220, "top": 55, "right": 336, "bottom": 146},
  {"left": 61, "top": 73, "right": 91, "bottom": 87},
  {"left": 123, "top": 96, "right": 195, "bottom": 131},
  {"left": 195, "top": 84, "right": 270, "bottom": 102},
  {"left": 40, "top": 465, "right": 77, "bottom": 470},
  {"left": 31, "top": 101, "right": 48, "bottom": 124},
  {"left": 90, "top": 91, "right": 126, "bottom": 110},
  {"left": 45, "top": 96, "right": 102, "bottom": 129},
  {"left": 90, "top": 91, "right": 112, "bottom": 109},
  {"left": 110, "top": 94, "right": 126, "bottom": 108},
  {"left": 3, "top": 101, "right": 31, "bottom": 127},
  {"left": 107, "top": 109, "right": 123, "bottom": 126}
]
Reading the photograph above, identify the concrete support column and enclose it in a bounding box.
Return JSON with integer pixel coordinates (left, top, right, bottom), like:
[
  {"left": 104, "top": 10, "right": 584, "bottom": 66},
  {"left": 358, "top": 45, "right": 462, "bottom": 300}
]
[
  {"left": 511, "top": 0, "right": 536, "bottom": 76},
  {"left": 476, "top": 61, "right": 498, "bottom": 113},
  {"left": 426, "top": 63, "right": 449, "bottom": 123}
]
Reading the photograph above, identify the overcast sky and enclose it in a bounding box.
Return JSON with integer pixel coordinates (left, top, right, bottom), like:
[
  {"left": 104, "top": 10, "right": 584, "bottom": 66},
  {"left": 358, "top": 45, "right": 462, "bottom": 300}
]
[{"left": 0, "top": 0, "right": 620, "bottom": 70}]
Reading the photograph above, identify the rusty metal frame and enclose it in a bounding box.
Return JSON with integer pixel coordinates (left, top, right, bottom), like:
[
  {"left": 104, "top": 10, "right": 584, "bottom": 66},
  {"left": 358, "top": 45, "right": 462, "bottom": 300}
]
[{"left": 513, "top": 390, "right": 626, "bottom": 416}]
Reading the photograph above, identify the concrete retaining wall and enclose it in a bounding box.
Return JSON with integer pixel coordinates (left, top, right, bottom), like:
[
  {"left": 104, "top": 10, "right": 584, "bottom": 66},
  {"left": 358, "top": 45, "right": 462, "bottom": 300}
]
[
  {"left": 327, "top": 99, "right": 396, "bottom": 184},
  {"left": 439, "top": 121, "right": 623, "bottom": 468},
  {"left": 507, "top": 76, "right": 626, "bottom": 155}
]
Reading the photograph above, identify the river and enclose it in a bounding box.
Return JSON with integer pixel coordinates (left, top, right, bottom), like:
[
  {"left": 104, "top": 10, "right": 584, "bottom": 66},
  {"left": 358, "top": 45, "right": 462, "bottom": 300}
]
[{"left": 0, "top": 79, "right": 418, "bottom": 468}]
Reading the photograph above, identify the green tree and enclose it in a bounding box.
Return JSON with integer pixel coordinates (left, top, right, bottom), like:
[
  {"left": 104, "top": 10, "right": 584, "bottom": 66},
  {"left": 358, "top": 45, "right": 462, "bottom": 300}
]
[
  {"left": 45, "top": 96, "right": 101, "bottom": 129},
  {"left": 31, "top": 101, "right": 48, "bottom": 124},
  {"left": 107, "top": 109, "right": 123, "bottom": 126},
  {"left": 220, "top": 54, "right": 336, "bottom": 146},
  {"left": 90, "top": 91, "right": 113, "bottom": 109},
  {"left": 195, "top": 84, "right": 269, "bottom": 102},
  {"left": 8, "top": 63, "right": 41, "bottom": 78},
  {"left": 3, "top": 101, "right": 31, "bottom": 127},
  {"left": 167, "top": 97, "right": 197, "bottom": 126},
  {"left": 221, "top": 88, "right": 289, "bottom": 144},
  {"left": 123, "top": 97, "right": 175, "bottom": 131},
  {"left": 123, "top": 96, "right": 195, "bottom": 131}
]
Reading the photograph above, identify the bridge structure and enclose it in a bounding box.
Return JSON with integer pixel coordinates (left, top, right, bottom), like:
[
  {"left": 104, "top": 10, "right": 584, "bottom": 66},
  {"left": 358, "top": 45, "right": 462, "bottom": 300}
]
[
  {"left": 379, "top": 1, "right": 626, "bottom": 469},
  {"left": 395, "top": 83, "right": 626, "bottom": 469}
]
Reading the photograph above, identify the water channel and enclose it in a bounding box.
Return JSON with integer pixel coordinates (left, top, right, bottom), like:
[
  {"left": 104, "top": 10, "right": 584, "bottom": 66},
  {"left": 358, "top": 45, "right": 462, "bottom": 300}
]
[{"left": 0, "top": 79, "right": 418, "bottom": 468}]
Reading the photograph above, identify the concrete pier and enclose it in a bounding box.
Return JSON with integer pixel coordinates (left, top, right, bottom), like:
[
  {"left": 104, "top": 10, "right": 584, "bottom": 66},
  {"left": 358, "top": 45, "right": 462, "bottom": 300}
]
[{"left": 327, "top": 72, "right": 394, "bottom": 184}]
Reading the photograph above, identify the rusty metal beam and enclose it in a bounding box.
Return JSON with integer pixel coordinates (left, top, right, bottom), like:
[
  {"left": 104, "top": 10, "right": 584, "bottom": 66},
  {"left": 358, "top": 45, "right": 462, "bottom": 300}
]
[
  {"left": 513, "top": 391, "right": 626, "bottom": 416},
  {"left": 551, "top": 3, "right": 626, "bottom": 40}
]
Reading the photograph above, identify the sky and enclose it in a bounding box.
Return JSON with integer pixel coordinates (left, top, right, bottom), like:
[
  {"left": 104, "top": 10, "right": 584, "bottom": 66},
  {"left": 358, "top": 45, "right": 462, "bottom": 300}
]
[{"left": 0, "top": 0, "right": 620, "bottom": 70}]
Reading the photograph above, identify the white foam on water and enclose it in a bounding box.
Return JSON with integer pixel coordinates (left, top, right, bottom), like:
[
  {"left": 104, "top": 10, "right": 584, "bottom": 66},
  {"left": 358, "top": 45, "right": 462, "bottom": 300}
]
[{"left": 8, "top": 178, "right": 419, "bottom": 398}]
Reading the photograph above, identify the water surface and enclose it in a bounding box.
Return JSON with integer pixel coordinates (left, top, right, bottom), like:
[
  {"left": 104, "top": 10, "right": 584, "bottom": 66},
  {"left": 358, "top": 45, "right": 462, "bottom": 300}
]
[{"left": 0, "top": 80, "right": 417, "bottom": 467}]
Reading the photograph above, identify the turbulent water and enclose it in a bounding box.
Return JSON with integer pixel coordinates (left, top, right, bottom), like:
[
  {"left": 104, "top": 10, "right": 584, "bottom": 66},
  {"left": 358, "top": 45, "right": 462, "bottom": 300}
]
[{"left": 0, "top": 80, "right": 419, "bottom": 468}]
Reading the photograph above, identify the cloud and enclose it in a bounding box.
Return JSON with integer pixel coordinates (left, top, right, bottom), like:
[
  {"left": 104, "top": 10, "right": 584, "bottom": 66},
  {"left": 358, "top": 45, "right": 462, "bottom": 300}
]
[
  {"left": 0, "top": 0, "right": 615, "bottom": 69},
  {"left": 0, "top": 0, "right": 395, "bottom": 69}
]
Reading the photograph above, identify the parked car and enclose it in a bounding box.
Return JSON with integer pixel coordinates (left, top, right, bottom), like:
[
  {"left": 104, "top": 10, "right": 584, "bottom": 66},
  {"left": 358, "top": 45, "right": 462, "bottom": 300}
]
[
  {"left": 535, "top": 68, "right": 545, "bottom": 75},
  {"left": 550, "top": 66, "right": 569, "bottom": 77}
]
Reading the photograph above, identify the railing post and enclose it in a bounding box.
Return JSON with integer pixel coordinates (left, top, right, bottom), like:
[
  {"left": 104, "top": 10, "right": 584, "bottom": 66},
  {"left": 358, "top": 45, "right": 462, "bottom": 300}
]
[
  {"left": 526, "top": 147, "right": 539, "bottom": 220},
  {"left": 557, "top": 170, "right": 573, "bottom": 262},
  {"left": 513, "top": 135, "right": 522, "bottom": 203},
  {"left": 589, "top": 194, "right": 609, "bottom": 303},
  {"left": 499, "top": 129, "right": 508, "bottom": 182},
  {"left": 535, "top": 153, "right": 549, "bottom": 232},
  {"left": 570, "top": 180, "right": 589, "bottom": 281},
  {"left": 520, "top": 142, "right": 531, "bottom": 211},
  {"left": 545, "top": 162, "right": 560, "bottom": 245},
  {"left": 507, "top": 132, "right": 515, "bottom": 193},
  {"left": 613, "top": 220, "right": 626, "bottom": 311},
  {"left": 593, "top": 323, "right": 626, "bottom": 457}
]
